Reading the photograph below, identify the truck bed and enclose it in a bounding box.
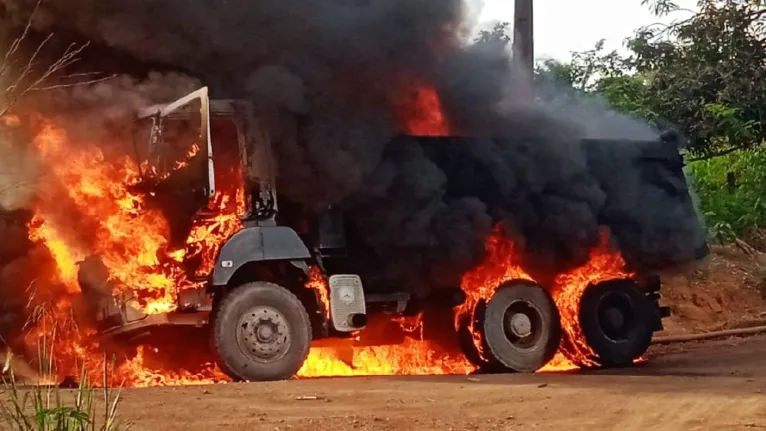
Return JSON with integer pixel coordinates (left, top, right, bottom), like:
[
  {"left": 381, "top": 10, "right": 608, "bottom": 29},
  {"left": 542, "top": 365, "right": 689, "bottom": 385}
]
[{"left": 381, "top": 134, "right": 708, "bottom": 274}]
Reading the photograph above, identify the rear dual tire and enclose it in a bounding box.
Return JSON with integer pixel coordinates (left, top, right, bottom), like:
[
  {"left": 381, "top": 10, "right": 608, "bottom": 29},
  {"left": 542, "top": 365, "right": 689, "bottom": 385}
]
[
  {"left": 578, "top": 280, "right": 654, "bottom": 367},
  {"left": 462, "top": 279, "right": 654, "bottom": 372}
]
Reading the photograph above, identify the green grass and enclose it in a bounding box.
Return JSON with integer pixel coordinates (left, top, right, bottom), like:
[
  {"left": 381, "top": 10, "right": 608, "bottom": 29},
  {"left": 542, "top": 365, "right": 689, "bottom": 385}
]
[
  {"left": 0, "top": 336, "right": 131, "bottom": 431},
  {"left": 686, "top": 146, "right": 766, "bottom": 243}
]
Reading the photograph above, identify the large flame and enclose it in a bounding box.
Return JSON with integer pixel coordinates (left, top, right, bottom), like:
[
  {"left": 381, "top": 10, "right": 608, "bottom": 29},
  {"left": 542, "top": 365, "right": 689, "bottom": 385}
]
[
  {"left": 29, "top": 119, "right": 180, "bottom": 307},
  {"left": 16, "top": 87, "right": 632, "bottom": 386},
  {"left": 454, "top": 227, "right": 532, "bottom": 363},
  {"left": 403, "top": 85, "right": 450, "bottom": 136},
  {"left": 299, "top": 273, "right": 475, "bottom": 377},
  {"left": 23, "top": 117, "right": 237, "bottom": 385},
  {"left": 550, "top": 231, "right": 632, "bottom": 368}
]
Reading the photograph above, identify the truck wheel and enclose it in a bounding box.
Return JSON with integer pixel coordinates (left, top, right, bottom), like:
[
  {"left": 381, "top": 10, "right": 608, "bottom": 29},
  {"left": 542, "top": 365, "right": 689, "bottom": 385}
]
[
  {"left": 578, "top": 279, "right": 653, "bottom": 367},
  {"left": 457, "top": 299, "right": 507, "bottom": 374},
  {"left": 212, "top": 281, "right": 311, "bottom": 381},
  {"left": 482, "top": 280, "right": 561, "bottom": 372}
]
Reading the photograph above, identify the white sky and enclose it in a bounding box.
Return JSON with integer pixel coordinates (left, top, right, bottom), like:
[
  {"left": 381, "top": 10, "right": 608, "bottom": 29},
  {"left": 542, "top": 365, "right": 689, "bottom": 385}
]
[{"left": 476, "top": 0, "right": 698, "bottom": 61}]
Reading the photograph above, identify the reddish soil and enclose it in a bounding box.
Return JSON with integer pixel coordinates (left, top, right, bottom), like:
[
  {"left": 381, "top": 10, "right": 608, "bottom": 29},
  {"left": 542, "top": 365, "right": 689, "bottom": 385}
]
[
  {"left": 105, "top": 335, "right": 766, "bottom": 430},
  {"left": 658, "top": 243, "right": 766, "bottom": 334}
]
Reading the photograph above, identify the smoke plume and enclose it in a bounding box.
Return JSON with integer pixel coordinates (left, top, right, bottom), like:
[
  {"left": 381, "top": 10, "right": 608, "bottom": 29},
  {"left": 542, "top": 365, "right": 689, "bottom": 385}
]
[{"left": 0, "top": 0, "right": 708, "bottom": 303}]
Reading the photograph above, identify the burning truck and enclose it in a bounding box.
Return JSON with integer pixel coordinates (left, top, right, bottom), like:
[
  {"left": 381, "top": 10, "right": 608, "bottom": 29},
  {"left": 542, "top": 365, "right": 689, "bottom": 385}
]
[{"left": 67, "top": 86, "right": 708, "bottom": 382}]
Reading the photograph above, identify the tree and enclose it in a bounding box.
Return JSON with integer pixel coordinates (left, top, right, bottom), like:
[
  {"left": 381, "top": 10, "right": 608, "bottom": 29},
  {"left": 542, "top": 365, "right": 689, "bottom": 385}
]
[
  {"left": 474, "top": 22, "right": 512, "bottom": 47},
  {"left": 532, "top": 1, "right": 766, "bottom": 160},
  {"left": 533, "top": 39, "right": 657, "bottom": 121},
  {"left": 529, "top": 2, "right": 766, "bottom": 239},
  {"left": 627, "top": 0, "right": 766, "bottom": 159}
]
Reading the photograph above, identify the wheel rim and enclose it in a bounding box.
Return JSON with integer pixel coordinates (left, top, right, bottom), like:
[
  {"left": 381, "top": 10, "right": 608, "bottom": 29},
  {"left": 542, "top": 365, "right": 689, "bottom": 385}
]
[
  {"left": 501, "top": 300, "right": 544, "bottom": 350},
  {"left": 236, "top": 306, "right": 292, "bottom": 363},
  {"left": 595, "top": 292, "right": 636, "bottom": 342}
]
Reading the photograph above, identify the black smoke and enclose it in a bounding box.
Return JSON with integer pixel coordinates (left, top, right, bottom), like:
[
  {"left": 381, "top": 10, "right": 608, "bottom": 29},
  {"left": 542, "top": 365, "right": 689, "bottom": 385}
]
[{"left": 0, "top": 0, "right": 708, "bottom": 301}]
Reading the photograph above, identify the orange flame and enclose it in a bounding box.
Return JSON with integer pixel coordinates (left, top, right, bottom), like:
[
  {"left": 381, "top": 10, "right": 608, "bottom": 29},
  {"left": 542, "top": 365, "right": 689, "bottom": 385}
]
[
  {"left": 113, "top": 346, "right": 228, "bottom": 386},
  {"left": 23, "top": 117, "right": 241, "bottom": 385},
  {"left": 295, "top": 227, "right": 631, "bottom": 378},
  {"left": 299, "top": 267, "right": 474, "bottom": 377},
  {"left": 1, "top": 114, "right": 21, "bottom": 127},
  {"left": 455, "top": 227, "right": 532, "bottom": 361},
  {"left": 29, "top": 120, "right": 179, "bottom": 308},
  {"left": 297, "top": 336, "right": 474, "bottom": 377},
  {"left": 403, "top": 85, "right": 450, "bottom": 136},
  {"left": 546, "top": 229, "right": 632, "bottom": 370},
  {"left": 306, "top": 266, "right": 330, "bottom": 319},
  {"left": 455, "top": 227, "right": 631, "bottom": 372},
  {"left": 184, "top": 189, "right": 246, "bottom": 278}
]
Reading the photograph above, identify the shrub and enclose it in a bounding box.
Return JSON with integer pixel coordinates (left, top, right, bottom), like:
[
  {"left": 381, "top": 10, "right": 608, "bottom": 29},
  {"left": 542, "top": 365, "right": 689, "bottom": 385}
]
[
  {"left": 0, "top": 339, "right": 130, "bottom": 431},
  {"left": 686, "top": 147, "right": 766, "bottom": 243}
]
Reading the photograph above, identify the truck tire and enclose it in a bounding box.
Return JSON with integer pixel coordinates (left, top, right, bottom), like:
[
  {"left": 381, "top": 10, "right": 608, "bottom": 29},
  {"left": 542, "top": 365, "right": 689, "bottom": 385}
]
[
  {"left": 578, "top": 279, "right": 653, "bottom": 367},
  {"left": 457, "top": 299, "right": 507, "bottom": 374},
  {"left": 482, "top": 280, "right": 561, "bottom": 372},
  {"left": 212, "top": 281, "right": 312, "bottom": 381}
]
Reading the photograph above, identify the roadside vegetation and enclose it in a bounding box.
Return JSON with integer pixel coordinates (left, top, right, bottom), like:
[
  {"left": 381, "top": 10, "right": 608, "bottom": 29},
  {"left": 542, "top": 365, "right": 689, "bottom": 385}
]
[{"left": 531, "top": 0, "right": 766, "bottom": 247}]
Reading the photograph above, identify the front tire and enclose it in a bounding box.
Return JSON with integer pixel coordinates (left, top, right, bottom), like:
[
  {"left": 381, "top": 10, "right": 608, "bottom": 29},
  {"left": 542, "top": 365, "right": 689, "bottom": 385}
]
[{"left": 212, "top": 282, "right": 311, "bottom": 381}]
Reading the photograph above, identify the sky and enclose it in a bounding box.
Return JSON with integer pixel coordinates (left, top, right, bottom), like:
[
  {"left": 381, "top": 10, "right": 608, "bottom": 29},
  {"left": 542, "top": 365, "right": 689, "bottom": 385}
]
[{"left": 475, "top": 0, "right": 698, "bottom": 61}]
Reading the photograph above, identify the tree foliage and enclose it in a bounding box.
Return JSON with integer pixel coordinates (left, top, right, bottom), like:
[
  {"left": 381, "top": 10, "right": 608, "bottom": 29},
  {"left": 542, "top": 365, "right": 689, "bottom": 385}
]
[
  {"left": 533, "top": 0, "right": 766, "bottom": 160},
  {"left": 630, "top": 0, "right": 766, "bottom": 159},
  {"left": 475, "top": 22, "right": 512, "bottom": 47},
  {"left": 534, "top": 40, "right": 660, "bottom": 123},
  {"left": 688, "top": 148, "right": 766, "bottom": 241}
]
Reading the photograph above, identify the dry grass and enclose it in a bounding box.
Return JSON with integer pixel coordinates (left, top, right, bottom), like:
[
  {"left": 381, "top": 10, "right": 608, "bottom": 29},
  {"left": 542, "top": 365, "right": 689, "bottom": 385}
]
[{"left": 0, "top": 337, "right": 131, "bottom": 431}]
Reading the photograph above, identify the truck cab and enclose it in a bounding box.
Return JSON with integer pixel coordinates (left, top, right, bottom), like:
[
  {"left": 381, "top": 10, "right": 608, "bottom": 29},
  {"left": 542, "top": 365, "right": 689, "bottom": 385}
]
[{"left": 81, "top": 87, "right": 424, "bottom": 381}]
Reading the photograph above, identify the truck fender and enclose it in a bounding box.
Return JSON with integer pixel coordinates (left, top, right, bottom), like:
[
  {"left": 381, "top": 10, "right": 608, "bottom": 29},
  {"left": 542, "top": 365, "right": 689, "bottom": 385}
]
[{"left": 211, "top": 226, "right": 311, "bottom": 286}]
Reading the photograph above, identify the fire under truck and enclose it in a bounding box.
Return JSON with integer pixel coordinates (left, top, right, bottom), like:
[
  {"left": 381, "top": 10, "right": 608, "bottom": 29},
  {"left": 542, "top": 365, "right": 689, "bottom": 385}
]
[{"left": 77, "top": 87, "right": 708, "bottom": 381}]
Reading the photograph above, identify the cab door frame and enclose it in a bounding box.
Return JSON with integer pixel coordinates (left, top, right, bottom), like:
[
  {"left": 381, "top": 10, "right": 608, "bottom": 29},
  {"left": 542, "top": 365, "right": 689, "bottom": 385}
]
[{"left": 137, "top": 86, "right": 216, "bottom": 198}]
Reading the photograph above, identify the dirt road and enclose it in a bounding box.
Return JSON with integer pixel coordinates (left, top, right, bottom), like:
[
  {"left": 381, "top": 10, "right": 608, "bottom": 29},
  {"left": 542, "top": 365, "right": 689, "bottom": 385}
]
[{"left": 109, "top": 334, "right": 766, "bottom": 431}]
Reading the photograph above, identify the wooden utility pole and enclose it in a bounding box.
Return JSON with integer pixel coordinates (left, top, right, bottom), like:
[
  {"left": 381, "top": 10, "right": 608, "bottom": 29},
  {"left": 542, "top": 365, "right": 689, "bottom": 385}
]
[{"left": 513, "top": 0, "right": 534, "bottom": 102}]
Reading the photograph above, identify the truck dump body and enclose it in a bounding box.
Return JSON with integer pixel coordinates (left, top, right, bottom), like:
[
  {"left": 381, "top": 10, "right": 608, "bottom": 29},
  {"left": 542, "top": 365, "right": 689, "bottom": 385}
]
[
  {"left": 371, "top": 135, "right": 708, "bottom": 279},
  {"left": 580, "top": 137, "right": 709, "bottom": 270}
]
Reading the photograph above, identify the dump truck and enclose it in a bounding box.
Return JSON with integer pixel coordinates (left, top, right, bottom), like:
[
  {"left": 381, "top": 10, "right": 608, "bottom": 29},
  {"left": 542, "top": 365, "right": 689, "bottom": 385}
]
[{"left": 77, "top": 87, "right": 708, "bottom": 381}]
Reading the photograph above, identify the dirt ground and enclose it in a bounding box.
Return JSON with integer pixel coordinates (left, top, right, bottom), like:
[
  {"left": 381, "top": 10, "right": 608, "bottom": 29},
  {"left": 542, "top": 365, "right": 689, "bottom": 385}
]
[
  {"left": 111, "top": 335, "right": 766, "bottom": 431},
  {"left": 105, "top": 245, "right": 766, "bottom": 431}
]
